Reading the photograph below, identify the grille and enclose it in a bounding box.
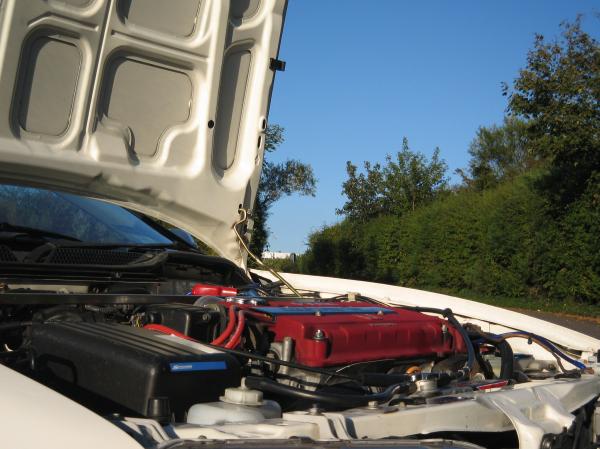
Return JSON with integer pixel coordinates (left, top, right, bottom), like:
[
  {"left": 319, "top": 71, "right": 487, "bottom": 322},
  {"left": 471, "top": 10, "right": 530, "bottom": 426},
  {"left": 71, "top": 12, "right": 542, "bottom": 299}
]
[{"left": 46, "top": 248, "right": 147, "bottom": 266}]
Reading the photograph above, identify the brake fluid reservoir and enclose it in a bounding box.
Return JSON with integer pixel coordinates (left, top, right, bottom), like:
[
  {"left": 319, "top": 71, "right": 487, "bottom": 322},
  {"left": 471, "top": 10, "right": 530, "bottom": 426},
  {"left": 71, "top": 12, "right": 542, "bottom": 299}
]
[{"left": 187, "top": 380, "right": 281, "bottom": 425}]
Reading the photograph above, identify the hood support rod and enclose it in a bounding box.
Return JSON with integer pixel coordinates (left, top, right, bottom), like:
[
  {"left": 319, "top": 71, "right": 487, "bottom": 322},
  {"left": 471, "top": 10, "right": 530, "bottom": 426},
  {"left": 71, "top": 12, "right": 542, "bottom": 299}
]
[{"left": 233, "top": 208, "right": 303, "bottom": 298}]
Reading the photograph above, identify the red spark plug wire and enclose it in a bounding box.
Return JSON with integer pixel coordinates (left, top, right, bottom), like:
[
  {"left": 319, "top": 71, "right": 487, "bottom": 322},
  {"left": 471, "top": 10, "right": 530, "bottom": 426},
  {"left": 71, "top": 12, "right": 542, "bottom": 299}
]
[
  {"left": 224, "top": 310, "right": 246, "bottom": 349},
  {"left": 143, "top": 324, "right": 195, "bottom": 341},
  {"left": 210, "top": 306, "right": 237, "bottom": 346}
]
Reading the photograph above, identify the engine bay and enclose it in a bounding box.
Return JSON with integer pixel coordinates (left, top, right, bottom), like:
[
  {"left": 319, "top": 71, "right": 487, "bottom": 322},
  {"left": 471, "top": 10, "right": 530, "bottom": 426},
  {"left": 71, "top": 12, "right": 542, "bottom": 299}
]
[
  {"left": 0, "top": 267, "right": 597, "bottom": 449},
  {"left": 0, "top": 280, "right": 581, "bottom": 411},
  {"left": 3, "top": 289, "right": 473, "bottom": 418}
]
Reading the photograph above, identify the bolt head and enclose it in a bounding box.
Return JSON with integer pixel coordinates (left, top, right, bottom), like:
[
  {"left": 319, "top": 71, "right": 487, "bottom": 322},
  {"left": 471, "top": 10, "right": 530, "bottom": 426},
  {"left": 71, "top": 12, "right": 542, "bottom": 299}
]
[{"left": 313, "top": 329, "right": 326, "bottom": 340}]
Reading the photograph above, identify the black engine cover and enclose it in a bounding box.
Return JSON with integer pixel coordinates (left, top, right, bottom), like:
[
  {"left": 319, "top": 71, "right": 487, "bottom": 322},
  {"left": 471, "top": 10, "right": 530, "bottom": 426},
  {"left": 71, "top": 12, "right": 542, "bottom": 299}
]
[{"left": 30, "top": 322, "right": 240, "bottom": 421}]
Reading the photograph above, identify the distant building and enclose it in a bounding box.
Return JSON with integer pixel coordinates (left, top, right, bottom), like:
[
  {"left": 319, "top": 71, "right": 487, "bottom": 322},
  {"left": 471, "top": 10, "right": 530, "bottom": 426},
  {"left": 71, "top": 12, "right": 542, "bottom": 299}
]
[{"left": 262, "top": 251, "right": 297, "bottom": 263}]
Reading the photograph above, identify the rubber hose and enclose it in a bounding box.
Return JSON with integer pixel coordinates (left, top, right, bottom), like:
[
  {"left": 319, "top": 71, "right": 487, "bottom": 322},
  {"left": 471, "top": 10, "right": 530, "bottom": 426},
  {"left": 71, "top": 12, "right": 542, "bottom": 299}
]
[
  {"left": 403, "top": 306, "right": 475, "bottom": 379},
  {"left": 496, "top": 339, "right": 515, "bottom": 380},
  {"left": 244, "top": 376, "right": 405, "bottom": 408},
  {"left": 0, "top": 321, "right": 32, "bottom": 331},
  {"left": 471, "top": 330, "right": 516, "bottom": 380},
  {"left": 444, "top": 311, "right": 476, "bottom": 379}
]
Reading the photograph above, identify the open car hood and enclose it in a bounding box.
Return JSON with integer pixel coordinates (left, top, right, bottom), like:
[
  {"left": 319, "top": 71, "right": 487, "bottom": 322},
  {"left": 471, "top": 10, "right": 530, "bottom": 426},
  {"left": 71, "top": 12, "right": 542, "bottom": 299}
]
[{"left": 0, "top": 0, "right": 287, "bottom": 267}]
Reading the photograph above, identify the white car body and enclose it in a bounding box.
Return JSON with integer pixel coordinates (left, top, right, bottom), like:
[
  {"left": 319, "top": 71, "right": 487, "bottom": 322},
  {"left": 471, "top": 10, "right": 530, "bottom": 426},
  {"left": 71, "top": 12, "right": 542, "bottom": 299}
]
[{"left": 0, "top": 1, "right": 597, "bottom": 448}]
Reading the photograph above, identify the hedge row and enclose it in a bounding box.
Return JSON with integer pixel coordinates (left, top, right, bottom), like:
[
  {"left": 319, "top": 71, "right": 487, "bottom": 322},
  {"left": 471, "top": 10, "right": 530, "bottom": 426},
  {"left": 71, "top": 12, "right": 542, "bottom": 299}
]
[{"left": 299, "top": 174, "right": 600, "bottom": 304}]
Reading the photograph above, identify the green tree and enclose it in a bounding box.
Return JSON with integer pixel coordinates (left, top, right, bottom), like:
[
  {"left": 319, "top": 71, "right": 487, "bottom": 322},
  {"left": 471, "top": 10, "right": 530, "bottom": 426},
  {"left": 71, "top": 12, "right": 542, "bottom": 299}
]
[
  {"left": 249, "top": 125, "right": 317, "bottom": 257},
  {"left": 383, "top": 139, "right": 449, "bottom": 213},
  {"left": 504, "top": 18, "right": 600, "bottom": 204},
  {"left": 336, "top": 160, "right": 387, "bottom": 221},
  {"left": 337, "top": 138, "right": 448, "bottom": 220},
  {"left": 457, "top": 117, "right": 535, "bottom": 190}
]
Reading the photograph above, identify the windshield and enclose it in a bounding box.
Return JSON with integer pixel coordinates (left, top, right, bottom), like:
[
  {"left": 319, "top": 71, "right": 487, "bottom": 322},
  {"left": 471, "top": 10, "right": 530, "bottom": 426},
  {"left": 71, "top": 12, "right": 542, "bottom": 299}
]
[{"left": 0, "top": 185, "right": 173, "bottom": 244}]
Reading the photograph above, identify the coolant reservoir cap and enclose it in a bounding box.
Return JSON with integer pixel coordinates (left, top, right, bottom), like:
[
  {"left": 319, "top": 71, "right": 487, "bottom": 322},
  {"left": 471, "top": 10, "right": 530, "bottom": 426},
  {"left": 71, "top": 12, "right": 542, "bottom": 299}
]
[{"left": 220, "top": 379, "right": 263, "bottom": 406}]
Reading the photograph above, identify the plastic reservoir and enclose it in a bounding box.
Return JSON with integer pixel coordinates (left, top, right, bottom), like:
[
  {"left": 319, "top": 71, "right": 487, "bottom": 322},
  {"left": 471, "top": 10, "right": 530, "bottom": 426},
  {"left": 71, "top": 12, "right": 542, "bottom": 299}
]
[
  {"left": 187, "top": 382, "right": 281, "bottom": 425},
  {"left": 187, "top": 400, "right": 281, "bottom": 425}
]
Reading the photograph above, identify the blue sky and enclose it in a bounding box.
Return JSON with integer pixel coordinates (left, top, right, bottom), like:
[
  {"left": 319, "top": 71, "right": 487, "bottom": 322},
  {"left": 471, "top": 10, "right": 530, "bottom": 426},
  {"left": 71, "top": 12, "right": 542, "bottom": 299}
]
[{"left": 266, "top": 1, "right": 599, "bottom": 253}]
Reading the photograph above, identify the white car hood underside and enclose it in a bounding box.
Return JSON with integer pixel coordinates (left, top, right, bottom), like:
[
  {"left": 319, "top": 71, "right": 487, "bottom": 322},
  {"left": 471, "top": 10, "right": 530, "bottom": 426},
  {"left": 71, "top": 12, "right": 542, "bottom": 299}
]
[{"left": 0, "top": 0, "right": 287, "bottom": 266}]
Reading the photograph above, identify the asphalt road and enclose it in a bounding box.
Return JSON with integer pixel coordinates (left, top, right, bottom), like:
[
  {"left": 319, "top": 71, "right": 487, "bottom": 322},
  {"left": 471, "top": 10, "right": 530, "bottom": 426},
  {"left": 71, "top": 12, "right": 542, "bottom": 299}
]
[{"left": 515, "top": 309, "right": 600, "bottom": 339}]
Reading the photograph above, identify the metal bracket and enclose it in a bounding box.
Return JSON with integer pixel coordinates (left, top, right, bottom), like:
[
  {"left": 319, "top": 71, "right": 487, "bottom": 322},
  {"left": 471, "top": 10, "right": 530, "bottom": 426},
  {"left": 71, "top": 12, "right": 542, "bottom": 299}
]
[
  {"left": 482, "top": 389, "right": 574, "bottom": 449},
  {"left": 269, "top": 58, "right": 286, "bottom": 71}
]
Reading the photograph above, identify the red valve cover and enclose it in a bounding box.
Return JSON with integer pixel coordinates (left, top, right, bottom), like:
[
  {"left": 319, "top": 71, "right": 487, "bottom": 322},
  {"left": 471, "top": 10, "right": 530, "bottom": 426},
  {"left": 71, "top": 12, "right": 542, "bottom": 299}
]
[{"left": 252, "top": 301, "right": 466, "bottom": 367}]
